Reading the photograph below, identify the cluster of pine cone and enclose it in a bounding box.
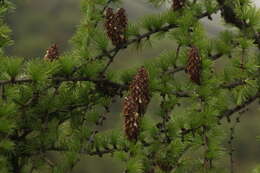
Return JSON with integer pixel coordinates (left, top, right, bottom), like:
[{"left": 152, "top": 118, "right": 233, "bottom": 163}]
[
  {"left": 104, "top": 8, "right": 128, "bottom": 47},
  {"left": 44, "top": 44, "right": 59, "bottom": 61},
  {"left": 123, "top": 67, "right": 150, "bottom": 141},
  {"left": 172, "top": 0, "right": 186, "bottom": 11},
  {"left": 185, "top": 46, "right": 201, "bottom": 85}
]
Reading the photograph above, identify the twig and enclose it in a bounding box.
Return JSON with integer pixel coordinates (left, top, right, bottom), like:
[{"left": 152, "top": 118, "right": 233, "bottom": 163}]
[
  {"left": 175, "top": 44, "right": 182, "bottom": 64},
  {"left": 167, "top": 53, "right": 223, "bottom": 76},
  {"left": 221, "top": 80, "right": 247, "bottom": 89},
  {"left": 203, "top": 125, "right": 212, "bottom": 171},
  {"left": 49, "top": 147, "right": 121, "bottom": 157},
  {"left": 229, "top": 126, "right": 235, "bottom": 173},
  {"left": 181, "top": 92, "right": 260, "bottom": 137},
  {"left": 0, "top": 76, "right": 126, "bottom": 91},
  {"left": 99, "top": 49, "right": 119, "bottom": 76},
  {"left": 42, "top": 156, "right": 55, "bottom": 168},
  {"left": 217, "top": 92, "right": 260, "bottom": 120}
]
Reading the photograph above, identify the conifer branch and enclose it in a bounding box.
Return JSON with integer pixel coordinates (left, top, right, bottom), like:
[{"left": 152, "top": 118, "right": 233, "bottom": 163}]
[
  {"left": 47, "top": 79, "right": 249, "bottom": 127},
  {"left": 0, "top": 78, "right": 32, "bottom": 85},
  {"left": 217, "top": 92, "right": 260, "bottom": 120},
  {"left": 0, "top": 76, "right": 126, "bottom": 91},
  {"left": 182, "top": 92, "right": 260, "bottom": 136},
  {"left": 42, "top": 156, "right": 55, "bottom": 168},
  {"left": 81, "top": 148, "right": 118, "bottom": 156},
  {"left": 169, "top": 79, "right": 249, "bottom": 98},
  {"left": 0, "top": 45, "right": 224, "bottom": 91},
  {"left": 48, "top": 92, "right": 259, "bottom": 158},
  {"left": 22, "top": 92, "right": 258, "bottom": 172},
  {"left": 167, "top": 53, "right": 223, "bottom": 75},
  {"left": 78, "top": 9, "right": 220, "bottom": 69},
  {"left": 49, "top": 147, "right": 124, "bottom": 157},
  {"left": 221, "top": 80, "right": 246, "bottom": 89},
  {"left": 0, "top": 52, "right": 243, "bottom": 97},
  {"left": 216, "top": 0, "right": 260, "bottom": 49}
]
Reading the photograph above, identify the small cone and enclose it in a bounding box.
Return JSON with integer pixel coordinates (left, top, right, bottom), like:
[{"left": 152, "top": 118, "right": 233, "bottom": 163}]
[
  {"left": 104, "top": 8, "right": 128, "bottom": 47},
  {"left": 172, "top": 0, "right": 186, "bottom": 11},
  {"left": 44, "top": 44, "right": 59, "bottom": 61},
  {"left": 185, "top": 46, "right": 201, "bottom": 85}
]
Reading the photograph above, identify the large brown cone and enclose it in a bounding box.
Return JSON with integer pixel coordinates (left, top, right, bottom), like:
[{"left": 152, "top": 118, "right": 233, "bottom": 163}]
[
  {"left": 129, "top": 66, "right": 150, "bottom": 115},
  {"left": 123, "top": 67, "right": 150, "bottom": 141},
  {"left": 104, "top": 8, "right": 128, "bottom": 47},
  {"left": 185, "top": 46, "right": 201, "bottom": 85},
  {"left": 44, "top": 44, "right": 59, "bottom": 61},
  {"left": 172, "top": 0, "right": 186, "bottom": 11},
  {"left": 123, "top": 96, "right": 140, "bottom": 141}
]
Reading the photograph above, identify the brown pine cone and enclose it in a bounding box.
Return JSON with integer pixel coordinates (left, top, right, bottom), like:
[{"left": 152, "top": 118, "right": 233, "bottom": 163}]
[
  {"left": 105, "top": 7, "right": 114, "bottom": 21},
  {"left": 122, "top": 67, "right": 150, "bottom": 141},
  {"left": 104, "top": 8, "right": 128, "bottom": 47},
  {"left": 115, "top": 8, "right": 128, "bottom": 29},
  {"left": 129, "top": 66, "right": 150, "bottom": 115},
  {"left": 123, "top": 95, "right": 140, "bottom": 141},
  {"left": 44, "top": 44, "right": 59, "bottom": 61},
  {"left": 172, "top": 0, "right": 186, "bottom": 11},
  {"left": 185, "top": 46, "right": 201, "bottom": 85}
]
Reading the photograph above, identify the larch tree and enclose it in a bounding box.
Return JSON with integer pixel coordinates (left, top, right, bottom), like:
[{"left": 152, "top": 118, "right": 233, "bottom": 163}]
[{"left": 0, "top": 0, "right": 260, "bottom": 173}]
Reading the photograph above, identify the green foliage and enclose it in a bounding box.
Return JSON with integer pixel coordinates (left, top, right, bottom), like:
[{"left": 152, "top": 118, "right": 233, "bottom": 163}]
[
  {"left": 26, "top": 59, "right": 57, "bottom": 82},
  {"left": 3, "top": 57, "right": 23, "bottom": 79},
  {"left": 0, "top": 0, "right": 14, "bottom": 52},
  {"left": 126, "top": 157, "right": 144, "bottom": 173},
  {"left": 142, "top": 14, "right": 166, "bottom": 32},
  {"left": 253, "top": 165, "right": 260, "bottom": 173},
  {"left": 234, "top": 0, "right": 260, "bottom": 30},
  {"left": 58, "top": 53, "right": 79, "bottom": 76}
]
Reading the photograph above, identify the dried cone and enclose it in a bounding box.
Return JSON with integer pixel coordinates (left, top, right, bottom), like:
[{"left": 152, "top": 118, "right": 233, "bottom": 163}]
[
  {"left": 115, "top": 8, "right": 128, "bottom": 31},
  {"left": 44, "top": 44, "right": 59, "bottom": 61},
  {"left": 105, "top": 7, "right": 114, "bottom": 21},
  {"left": 123, "top": 96, "right": 140, "bottom": 141},
  {"left": 123, "top": 67, "right": 150, "bottom": 141},
  {"left": 104, "top": 8, "right": 128, "bottom": 47},
  {"left": 172, "top": 0, "right": 186, "bottom": 11},
  {"left": 129, "top": 66, "right": 150, "bottom": 115},
  {"left": 185, "top": 46, "right": 201, "bottom": 85}
]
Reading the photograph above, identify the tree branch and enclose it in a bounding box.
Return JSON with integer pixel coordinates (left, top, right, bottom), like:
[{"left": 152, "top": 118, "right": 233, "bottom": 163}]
[
  {"left": 0, "top": 9, "right": 222, "bottom": 90},
  {"left": 49, "top": 147, "right": 123, "bottom": 157},
  {"left": 216, "top": 0, "right": 260, "bottom": 49},
  {"left": 73, "top": 9, "right": 220, "bottom": 72},
  {"left": 217, "top": 92, "right": 260, "bottom": 120},
  {"left": 181, "top": 92, "right": 260, "bottom": 136}
]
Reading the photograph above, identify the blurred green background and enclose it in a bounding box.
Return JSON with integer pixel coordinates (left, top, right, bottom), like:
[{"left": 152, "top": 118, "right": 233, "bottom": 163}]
[{"left": 5, "top": 0, "right": 260, "bottom": 172}]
